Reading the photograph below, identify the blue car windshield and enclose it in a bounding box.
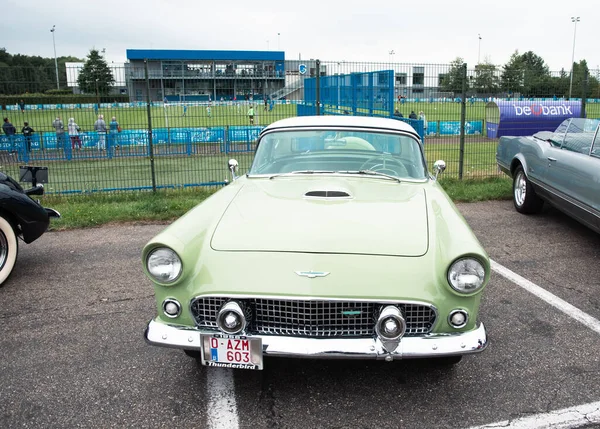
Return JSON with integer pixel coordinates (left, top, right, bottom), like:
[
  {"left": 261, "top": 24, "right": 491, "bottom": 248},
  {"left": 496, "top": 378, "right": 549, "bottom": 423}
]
[
  {"left": 554, "top": 118, "right": 600, "bottom": 155},
  {"left": 249, "top": 129, "right": 427, "bottom": 180}
]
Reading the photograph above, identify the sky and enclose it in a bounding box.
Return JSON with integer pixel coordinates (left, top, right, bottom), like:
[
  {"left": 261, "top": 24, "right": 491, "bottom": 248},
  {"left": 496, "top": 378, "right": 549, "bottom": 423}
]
[{"left": 1, "top": 0, "right": 598, "bottom": 72}]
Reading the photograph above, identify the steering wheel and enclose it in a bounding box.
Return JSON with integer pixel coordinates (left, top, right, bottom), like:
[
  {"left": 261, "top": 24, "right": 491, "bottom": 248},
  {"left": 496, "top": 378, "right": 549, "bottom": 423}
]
[{"left": 359, "top": 155, "right": 409, "bottom": 177}]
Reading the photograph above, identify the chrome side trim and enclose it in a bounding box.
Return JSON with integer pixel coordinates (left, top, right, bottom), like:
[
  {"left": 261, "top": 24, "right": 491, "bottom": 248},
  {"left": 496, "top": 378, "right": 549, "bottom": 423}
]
[
  {"left": 145, "top": 320, "right": 488, "bottom": 359},
  {"left": 529, "top": 177, "right": 600, "bottom": 219}
]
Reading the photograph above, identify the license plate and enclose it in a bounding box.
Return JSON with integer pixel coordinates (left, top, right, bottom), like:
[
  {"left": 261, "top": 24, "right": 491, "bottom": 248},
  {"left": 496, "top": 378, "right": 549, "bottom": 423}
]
[{"left": 200, "top": 334, "right": 263, "bottom": 370}]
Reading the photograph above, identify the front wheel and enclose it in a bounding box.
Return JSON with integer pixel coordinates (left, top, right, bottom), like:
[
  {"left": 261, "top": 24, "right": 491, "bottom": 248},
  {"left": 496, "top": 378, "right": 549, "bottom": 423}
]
[
  {"left": 513, "top": 166, "right": 544, "bottom": 214},
  {"left": 0, "top": 216, "right": 19, "bottom": 286}
]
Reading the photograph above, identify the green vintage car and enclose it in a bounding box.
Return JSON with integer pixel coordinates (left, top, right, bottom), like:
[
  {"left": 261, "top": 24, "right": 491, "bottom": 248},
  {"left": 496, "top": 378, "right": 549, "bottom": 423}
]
[{"left": 143, "top": 116, "right": 489, "bottom": 370}]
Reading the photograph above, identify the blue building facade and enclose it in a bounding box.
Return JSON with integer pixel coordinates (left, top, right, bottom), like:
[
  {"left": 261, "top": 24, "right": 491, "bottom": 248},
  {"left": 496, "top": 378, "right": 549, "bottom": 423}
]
[{"left": 126, "top": 49, "right": 286, "bottom": 101}]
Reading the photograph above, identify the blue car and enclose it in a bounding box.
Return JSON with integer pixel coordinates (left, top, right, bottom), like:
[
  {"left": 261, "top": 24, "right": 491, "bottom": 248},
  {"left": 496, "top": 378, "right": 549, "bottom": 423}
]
[{"left": 496, "top": 118, "right": 600, "bottom": 233}]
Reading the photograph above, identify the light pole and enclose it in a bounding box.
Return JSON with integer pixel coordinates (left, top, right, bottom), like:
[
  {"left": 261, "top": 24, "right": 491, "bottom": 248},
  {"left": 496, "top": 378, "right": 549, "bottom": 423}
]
[
  {"left": 266, "top": 40, "right": 270, "bottom": 51},
  {"left": 478, "top": 34, "right": 482, "bottom": 64},
  {"left": 388, "top": 50, "right": 395, "bottom": 63},
  {"left": 568, "top": 16, "right": 580, "bottom": 99},
  {"left": 50, "top": 25, "right": 59, "bottom": 89},
  {"left": 277, "top": 33, "right": 280, "bottom": 51}
]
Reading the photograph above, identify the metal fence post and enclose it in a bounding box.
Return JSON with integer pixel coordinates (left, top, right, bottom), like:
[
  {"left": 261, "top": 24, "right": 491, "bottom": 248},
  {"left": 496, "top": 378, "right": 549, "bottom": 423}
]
[
  {"left": 581, "top": 68, "right": 588, "bottom": 118},
  {"left": 458, "top": 63, "right": 467, "bottom": 180},
  {"left": 145, "top": 59, "right": 157, "bottom": 193},
  {"left": 315, "top": 60, "right": 321, "bottom": 115}
]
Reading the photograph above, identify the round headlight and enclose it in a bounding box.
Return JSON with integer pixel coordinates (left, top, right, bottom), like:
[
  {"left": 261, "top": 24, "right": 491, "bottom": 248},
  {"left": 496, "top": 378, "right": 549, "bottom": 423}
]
[
  {"left": 448, "top": 258, "right": 486, "bottom": 293},
  {"left": 147, "top": 247, "right": 182, "bottom": 283}
]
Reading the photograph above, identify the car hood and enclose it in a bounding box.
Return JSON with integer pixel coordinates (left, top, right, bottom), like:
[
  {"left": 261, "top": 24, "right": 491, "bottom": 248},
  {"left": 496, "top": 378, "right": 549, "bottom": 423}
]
[{"left": 210, "top": 177, "right": 429, "bottom": 256}]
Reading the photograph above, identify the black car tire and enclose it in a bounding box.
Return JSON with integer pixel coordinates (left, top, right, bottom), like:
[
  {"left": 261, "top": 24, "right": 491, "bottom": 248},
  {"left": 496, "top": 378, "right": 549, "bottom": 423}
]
[
  {"left": 0, "top": 215, "right": 18, "bottom": 286},
  {"left": 513, "top": 166, "right": 544, "bottom": 214}
]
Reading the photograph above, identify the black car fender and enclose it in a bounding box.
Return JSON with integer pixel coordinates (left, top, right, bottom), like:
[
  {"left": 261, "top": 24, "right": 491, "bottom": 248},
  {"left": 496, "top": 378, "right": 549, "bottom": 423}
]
[{"left": 0, "top": 182, "right": 50, "bottom": 244}]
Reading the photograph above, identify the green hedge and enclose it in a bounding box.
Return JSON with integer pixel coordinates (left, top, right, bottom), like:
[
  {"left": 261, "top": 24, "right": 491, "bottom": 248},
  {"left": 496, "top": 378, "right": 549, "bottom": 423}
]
[{"left": 1, "top": 93, "right": 130, "bottom": 107}]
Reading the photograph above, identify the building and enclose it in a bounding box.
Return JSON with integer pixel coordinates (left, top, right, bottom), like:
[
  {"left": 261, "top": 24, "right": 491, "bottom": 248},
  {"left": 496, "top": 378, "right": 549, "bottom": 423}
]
[{"left": 125, "top": 50, "right": 287, "bottom": 102}]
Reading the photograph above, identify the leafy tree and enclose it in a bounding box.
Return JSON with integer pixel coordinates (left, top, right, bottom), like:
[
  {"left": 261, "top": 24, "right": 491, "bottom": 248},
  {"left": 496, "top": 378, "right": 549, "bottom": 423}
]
[
  {"left": 440, "top": 57, "right": 467, "bottom": 94},
  {"left": 501, "top": 50, "right": 551, "bottom": 97},
  {"left": 472, "top": 61, "right": 500, "bottom": 95},
  {"left": 77, "top": 49, "right": 115, "bottom": 96},
  {"left": 0, "top": 47, "right": 83, "bottom": 94}
]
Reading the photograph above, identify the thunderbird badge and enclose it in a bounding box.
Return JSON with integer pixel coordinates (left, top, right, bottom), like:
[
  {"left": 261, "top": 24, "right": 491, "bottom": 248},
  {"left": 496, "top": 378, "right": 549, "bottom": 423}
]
[{"left": 295, "top": 271, "right": 330, "bottom": 278}]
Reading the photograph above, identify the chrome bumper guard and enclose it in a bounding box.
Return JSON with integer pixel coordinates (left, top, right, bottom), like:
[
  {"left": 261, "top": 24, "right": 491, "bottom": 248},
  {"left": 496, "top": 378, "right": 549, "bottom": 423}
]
[{"left": 145, "top": 320, "right": 487, "bottom": 359}]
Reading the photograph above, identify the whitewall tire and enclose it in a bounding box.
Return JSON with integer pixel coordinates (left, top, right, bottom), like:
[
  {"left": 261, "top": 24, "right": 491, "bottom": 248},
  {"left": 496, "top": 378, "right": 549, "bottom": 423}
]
[{"left": 0, "top": 215, "right": 18, "bottom": 286}]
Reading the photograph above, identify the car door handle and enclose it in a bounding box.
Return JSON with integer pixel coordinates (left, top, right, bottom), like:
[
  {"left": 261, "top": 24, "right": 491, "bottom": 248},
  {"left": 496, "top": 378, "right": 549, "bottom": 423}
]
[{"left": 547, "top": 157, "right": 557, "bottom": 162}]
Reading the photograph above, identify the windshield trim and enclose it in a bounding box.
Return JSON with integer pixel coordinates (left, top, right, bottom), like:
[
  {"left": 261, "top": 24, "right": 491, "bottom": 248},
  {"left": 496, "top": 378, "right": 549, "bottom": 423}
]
[
  {"left": 247, "top": 172, "right": 429, "bottom": 183},
  {"left": 250, "top": 126, "right": 428, "bottom": 179}
]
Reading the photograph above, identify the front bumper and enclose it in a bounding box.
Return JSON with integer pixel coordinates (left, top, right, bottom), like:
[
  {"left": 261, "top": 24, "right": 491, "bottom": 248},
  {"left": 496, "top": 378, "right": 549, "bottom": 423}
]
[{"left": 144, "top": 320, "right": 487, "bottom": 359}]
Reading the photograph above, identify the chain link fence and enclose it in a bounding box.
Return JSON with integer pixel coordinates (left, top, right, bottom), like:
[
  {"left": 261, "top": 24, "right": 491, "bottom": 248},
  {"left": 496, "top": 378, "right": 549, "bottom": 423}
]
[{"left": 1, "top": 60, "right": 598, "bottom": 194}]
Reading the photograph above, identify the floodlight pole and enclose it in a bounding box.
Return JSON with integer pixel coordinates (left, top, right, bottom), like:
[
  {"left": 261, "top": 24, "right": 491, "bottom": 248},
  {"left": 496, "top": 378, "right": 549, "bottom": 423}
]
[
  {"left": 478, "top": 34, "right": 482, "bottom": 64},
  {"left": 568, "top": 16, "right": 580, "bottom": 99},
  {"left": 51, "top": 25, "right": 59, "bottom": 89},
  {"left": 388, "top": 50, "right": 395, "bottom": 64}
]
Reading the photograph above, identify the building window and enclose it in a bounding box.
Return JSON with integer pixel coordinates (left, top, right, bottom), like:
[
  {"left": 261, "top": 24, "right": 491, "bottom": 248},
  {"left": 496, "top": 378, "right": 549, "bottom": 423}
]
[
  {"left": 413, "top": 67, "right": 424, "bottom": 86},
  {"left": 395, "top": 73, "right": 407, "bottom": 85}
]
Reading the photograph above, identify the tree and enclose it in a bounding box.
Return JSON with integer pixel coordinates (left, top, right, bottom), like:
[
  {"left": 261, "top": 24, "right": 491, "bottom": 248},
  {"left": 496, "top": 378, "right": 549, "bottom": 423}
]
[
  {"left": 440, "top": 57, "right": 467, "bottom": 94},
  {"left": 472, "top": 61, "right": 500, "bottom": 95},
  {"left": 77, "top": 49, "right": 115, "bottom": 96},
  {"left": 501, "top": 50, "right": 551, "bottom": 97}
]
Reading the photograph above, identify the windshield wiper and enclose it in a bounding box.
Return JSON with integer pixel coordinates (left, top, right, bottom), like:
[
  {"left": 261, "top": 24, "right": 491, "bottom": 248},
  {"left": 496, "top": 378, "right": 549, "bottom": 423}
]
[
  {"left": 269, "top": 170, "right": 335, "bottom": 179},
  {"left": 336, "top": 170, "right": 402, "bottom": 182}
]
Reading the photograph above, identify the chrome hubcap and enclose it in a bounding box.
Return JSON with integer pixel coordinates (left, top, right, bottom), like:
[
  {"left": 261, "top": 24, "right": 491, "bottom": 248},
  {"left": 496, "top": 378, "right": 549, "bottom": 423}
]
[
  {"left": 514, "top": 172, "right": 526, "bottom": 207},
  {"left": 0, "top": 230, "right": 8, "bottom": 270}
]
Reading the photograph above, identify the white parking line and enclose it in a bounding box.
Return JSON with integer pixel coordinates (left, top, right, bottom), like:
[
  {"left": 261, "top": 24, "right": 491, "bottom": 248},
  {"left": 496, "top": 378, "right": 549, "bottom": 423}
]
[
  {"left": 468, "top": 400, "right": 600, "bottom": 428},
  {"left": 491, "top": 259, "right": 600, "bottom": 336},
  {"left": 206, "top": 368, "right": 239, "bottom": 429}
]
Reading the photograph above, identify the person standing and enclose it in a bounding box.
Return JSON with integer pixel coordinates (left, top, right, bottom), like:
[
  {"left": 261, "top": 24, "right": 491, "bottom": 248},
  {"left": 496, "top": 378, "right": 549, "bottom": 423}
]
[
  {"left": 109, "top": 116, "right": 120, "bottom": 149},
  {"left": 264, "top": 97, "right": 268, "bottom": 111},
  {"left": 68, "top": 118, "right": 82, "bottom": 150},
  {"left": 182, "top": 104, "right": 187, "bottom": 117},
  {"left": 3, "top": 118, "right": 17, "bottom": 153},
  {"left": 248, "top": 105, "right": 255, "bottom": 125},
  {"left": 22, "top": 121, "right": 35, "bottom": 152},
  {"left": 409, "top": 110, "right": 417, "bottom": 119},
  {"left": 206, "top": 104, "right": 212, "bottom": 118},
  {"left": 94, "top": 114, "right": 107, "bottom": 151},
  {"left": 19, "top": 99, "right": 25, "bottom": 114},
  {"left": 52, "top": 116, "right": 66, "bottom": 149},
  {"left": 418, "top": 111, "right": 428, "bottom": 139}
]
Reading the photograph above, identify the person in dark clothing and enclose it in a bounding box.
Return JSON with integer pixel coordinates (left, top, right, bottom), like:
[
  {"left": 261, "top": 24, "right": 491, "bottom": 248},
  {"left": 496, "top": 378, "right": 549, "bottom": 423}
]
[
  {"left": 409, "top": 111, "right": 418, "bottom": 119},
  {"left": 19, "top": 99, "right": 25, "bottom": 113},
  {"left": 3, "top": 118, "right": 17, "bottom": 154},
  {"left": 2, "top": 117, "right": 16, "bottom": 136},
  {"left": 22, "top": 122, "right": 35, "bottom": 152},
  {"left": 394, "top": 109, "right": 404, "bottom": 118}
]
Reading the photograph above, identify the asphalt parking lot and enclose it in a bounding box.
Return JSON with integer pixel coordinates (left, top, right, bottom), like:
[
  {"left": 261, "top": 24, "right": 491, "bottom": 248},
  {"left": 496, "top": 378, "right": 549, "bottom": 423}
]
[{"left": 1, "top": 200, "right": 600, "bottom": 428}]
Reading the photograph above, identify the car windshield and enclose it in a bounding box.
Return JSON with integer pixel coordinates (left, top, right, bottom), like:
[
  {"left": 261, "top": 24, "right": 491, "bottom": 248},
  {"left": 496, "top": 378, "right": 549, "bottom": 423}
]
[
  {"left": 248, "top": 129, "right": 428, "bottom": 180},
  {"left": 552, "top": 118, "right": 600, "bottom": 154}
]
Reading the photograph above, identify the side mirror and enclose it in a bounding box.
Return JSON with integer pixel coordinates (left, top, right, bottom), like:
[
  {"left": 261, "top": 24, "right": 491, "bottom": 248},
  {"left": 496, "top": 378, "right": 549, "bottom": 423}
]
[
  {"left": 228, "top": 159, "right": 239, "bottom": 182},
  {"left": 433, "top": 160, "right": 446, "bottom": 180}
]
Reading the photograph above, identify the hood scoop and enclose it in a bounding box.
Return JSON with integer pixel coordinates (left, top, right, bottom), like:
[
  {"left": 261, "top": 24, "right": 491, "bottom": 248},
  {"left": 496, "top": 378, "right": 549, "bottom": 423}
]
[{"left": 304, "top": 190, "right": 352, "bottom": 198}]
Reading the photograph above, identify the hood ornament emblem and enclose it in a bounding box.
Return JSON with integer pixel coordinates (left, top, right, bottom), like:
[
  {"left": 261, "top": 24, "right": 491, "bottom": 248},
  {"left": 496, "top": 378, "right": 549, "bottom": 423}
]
[{"left": 295, "top": 271, "right": 330, "bottom": 278}]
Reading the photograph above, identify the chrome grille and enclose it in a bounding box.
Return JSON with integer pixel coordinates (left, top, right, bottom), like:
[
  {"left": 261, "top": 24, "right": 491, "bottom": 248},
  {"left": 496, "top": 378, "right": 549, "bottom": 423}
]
[{"left": 190, "top": 297, "right": 436, "bottom": 338}]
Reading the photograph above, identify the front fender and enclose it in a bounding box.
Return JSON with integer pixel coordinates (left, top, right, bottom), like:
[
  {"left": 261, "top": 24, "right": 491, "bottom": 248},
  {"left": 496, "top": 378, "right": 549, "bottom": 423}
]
[{"left": 0, "top": 184, "right": 50, "bottom": 243}]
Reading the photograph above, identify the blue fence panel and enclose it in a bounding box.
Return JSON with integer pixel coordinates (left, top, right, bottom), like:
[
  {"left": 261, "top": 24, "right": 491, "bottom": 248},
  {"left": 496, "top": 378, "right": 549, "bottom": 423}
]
[
  {"left": 437, "top": 121, "right": 483, "bottom": 135},
  {"left": 224, "top": 126, "right": 265, "bottom": 152}
]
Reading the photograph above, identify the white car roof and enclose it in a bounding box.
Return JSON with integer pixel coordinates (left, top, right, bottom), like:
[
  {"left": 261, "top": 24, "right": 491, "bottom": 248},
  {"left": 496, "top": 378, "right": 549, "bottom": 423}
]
[{"left": 263, "top": 115, "right": 419, "bottom": 135}]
